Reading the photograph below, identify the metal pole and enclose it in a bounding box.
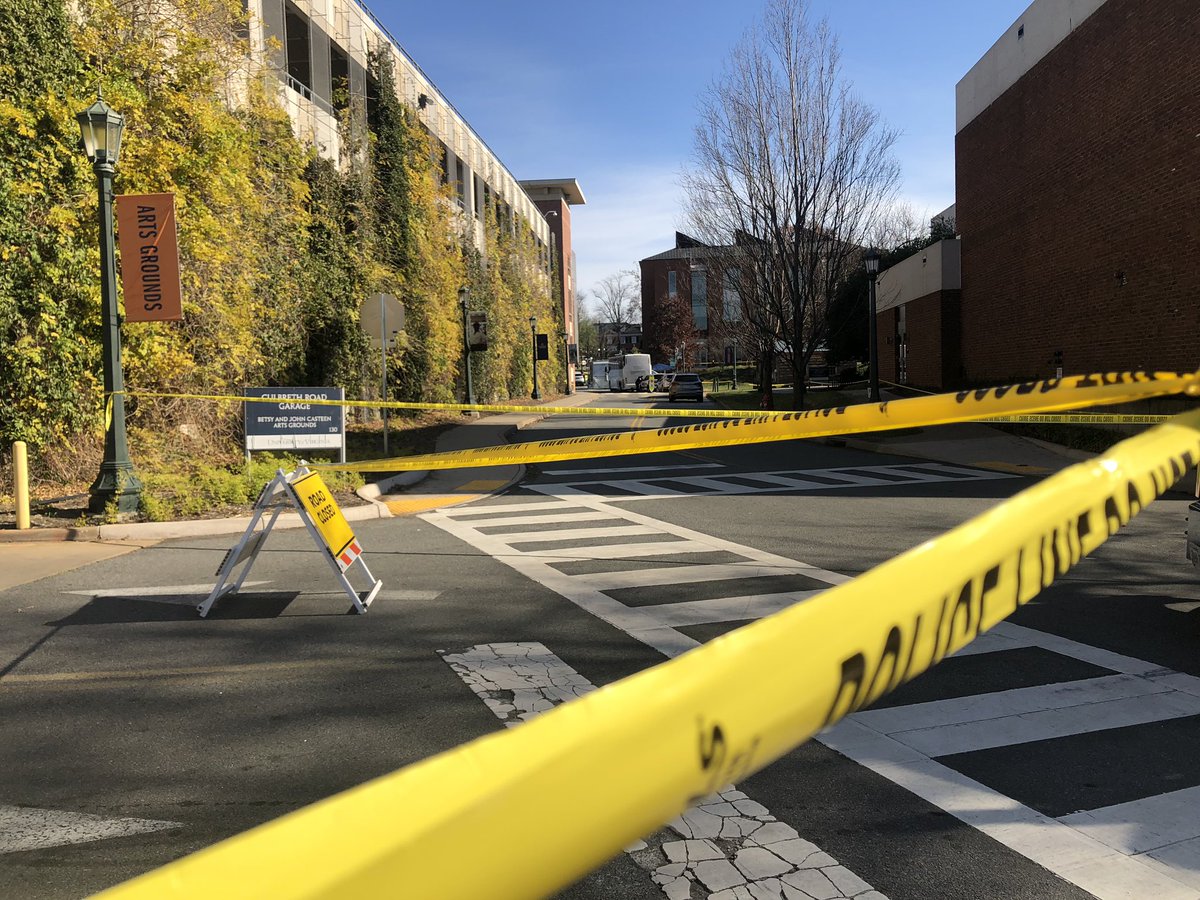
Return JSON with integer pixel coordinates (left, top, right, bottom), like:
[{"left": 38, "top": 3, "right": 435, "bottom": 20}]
[
  {"left": 461, "top": 294, "right": 475, "bottom": 408},
  {"left": 561, "top": 332, "right": 571, "bottom": 394},
  {"left": 531, "top": 318, "right": 540, "bottom": 400},
  {"left": 381, "top": 294, "right": 389, "bottom": 456},
  {"left": 13, "top": 441, "right": 30, "bottom": 530},
  {"left": 88, "top": 160, "right": 142, "bottom": 514},
  {"left": 868, "top": 273, "right": 880, "bottom": 403},
  {"left": 732, "top": 343, "right": 739, "bottom": 390}
]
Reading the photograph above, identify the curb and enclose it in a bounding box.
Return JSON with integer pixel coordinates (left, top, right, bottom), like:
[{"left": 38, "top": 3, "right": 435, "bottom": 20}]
[{"left": 0, "top": 499, "right": 390, "bottom": 544}]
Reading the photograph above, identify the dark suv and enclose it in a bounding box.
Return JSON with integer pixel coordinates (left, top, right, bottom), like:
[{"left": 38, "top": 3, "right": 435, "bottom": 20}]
[{"left": 668, "top": 373, "right": 704, "bottom": 402}]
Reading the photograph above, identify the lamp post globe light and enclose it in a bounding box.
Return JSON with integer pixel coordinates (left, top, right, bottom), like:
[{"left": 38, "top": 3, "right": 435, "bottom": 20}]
[
  {"left": 78, "top": 90, "right": 143, "bottom": 514},
  {"left": 865, "top": 248, "right": 881, "bottom": 404},
  {"left": 530, "top": 315, "right": 540, "bottom": 400}
]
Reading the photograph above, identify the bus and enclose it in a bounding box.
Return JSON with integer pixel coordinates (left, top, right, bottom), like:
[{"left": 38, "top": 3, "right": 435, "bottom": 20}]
[{"left": 607, "top": 353, "right": 652, "bottom": 392}]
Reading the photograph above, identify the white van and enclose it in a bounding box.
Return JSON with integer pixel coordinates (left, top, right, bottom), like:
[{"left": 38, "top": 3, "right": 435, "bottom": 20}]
[
  {"left": 590, "top": 360, "right": 613, "bottom": 389},
  {"left": 608, "top": 353, "right": 652, "bottom": 391}
]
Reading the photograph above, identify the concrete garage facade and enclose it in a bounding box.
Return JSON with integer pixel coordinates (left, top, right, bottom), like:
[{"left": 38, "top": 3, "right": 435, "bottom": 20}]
[{"left": 955, "top": 0, "right": 1199, "bottom": 383}]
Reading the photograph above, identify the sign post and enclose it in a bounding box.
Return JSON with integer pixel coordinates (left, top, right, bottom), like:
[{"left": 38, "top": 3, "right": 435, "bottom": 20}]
[
  {"left": 200, "top": 467, "right": 381, "bottom": 617},
  {"left": 244, "top": 387, "right": 345, "bottom": 463}
]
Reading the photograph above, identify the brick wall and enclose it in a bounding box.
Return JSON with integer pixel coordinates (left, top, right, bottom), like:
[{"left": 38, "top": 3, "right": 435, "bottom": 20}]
[
  {"left": 877, "top": 290, "right": 962, "bottom": 392},
  {"left": 956, "top": 0, "right": 1199, "bottom": 383}
]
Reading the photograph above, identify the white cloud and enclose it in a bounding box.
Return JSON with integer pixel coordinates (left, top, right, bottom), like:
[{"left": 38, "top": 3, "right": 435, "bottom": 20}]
[{"left": 570, "top": 167, "right": 687, "bottom": 301}]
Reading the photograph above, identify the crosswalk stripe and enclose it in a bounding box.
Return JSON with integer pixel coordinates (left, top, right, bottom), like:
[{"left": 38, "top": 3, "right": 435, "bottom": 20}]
[
  {"left": 547, "top": 463, "right": 725, "bottom": 476},
  {"left": 501, "top": 525, "right": 660, "bottom": 544},
  {"left": 570, "top": 562, "right": 809, "bottom": 591},
  {"left": 642, "top": 591, "right": 825, "bottom": 627},
  {"left": 530, "top": 462, "right": 1015, "bottom": 504},
  {"left": 883, "top": 685, "right": 1200, "bottom": 758},
  {"left": 441, "top": 642, "right": 887, "bottom": 900},
  {"left": 531, "top": 540, "right": 713, "bottom": 560},
  {"left": 465, "top": 510, "right": 615, "bottom": 528},
  {"left": 853, "top": 673, "right": 1170, "bottom": 735}
]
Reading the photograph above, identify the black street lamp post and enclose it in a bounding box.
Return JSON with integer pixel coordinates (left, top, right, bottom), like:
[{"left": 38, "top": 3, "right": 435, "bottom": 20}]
[
  {"left": 559, "top": 330, "right": 571, "bottom": 394},
  {"left": 78, "top": 91, "right": 142, "bottom": 514},
  {"left": 865, "top": 248, "right": 881, "bottom": 403},
  {"left": 459, "top": 287, "right": 475, "bottom": 410},
  {"left": 530, "top": 315, "right": 540, "bottom": 400}
]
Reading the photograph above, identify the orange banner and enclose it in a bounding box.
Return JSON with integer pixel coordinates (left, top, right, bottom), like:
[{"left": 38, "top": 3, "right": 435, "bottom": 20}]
[{"left": 116, "top": 193, "right": 182, "bottom": 322}]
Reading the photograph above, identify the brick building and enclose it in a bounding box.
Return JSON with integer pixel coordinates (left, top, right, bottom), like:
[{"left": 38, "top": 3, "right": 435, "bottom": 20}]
[
  {"left": 640, "top": 233, "right": 744, "bottom": 367},
  {"left": 875, "top": 236, "right": 961, "bottom": 390},
  {"left": 953, "top": 0, "right": 1199, "bottom": 383}
]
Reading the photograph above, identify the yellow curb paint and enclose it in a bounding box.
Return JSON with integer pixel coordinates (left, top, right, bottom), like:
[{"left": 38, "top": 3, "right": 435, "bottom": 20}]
[
  {"left": 384, "top": 495, "right": 479, "bottom": 516},
  {"left": 453, "top": 480, "right": 508, "bottom": 492}
]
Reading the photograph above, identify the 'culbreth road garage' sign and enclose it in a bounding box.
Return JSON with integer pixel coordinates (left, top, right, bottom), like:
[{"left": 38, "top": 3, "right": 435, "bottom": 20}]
[
  {"left": 116, "top": 193, "right": 182, "bottom": 322},
  {"left": 244, "top": 387, "right": 345, "bottom": 459}
]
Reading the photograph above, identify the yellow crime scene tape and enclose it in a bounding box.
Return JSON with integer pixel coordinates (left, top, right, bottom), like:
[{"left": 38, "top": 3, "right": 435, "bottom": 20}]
[
  {"left": 98, "top": 405, "right": 1200, "bottom": 900},
  {"left": 319, "top": 370, "right": 1199, "bottom": 473},
  {"left": 113, "top": 389, "right": 772, "bottom": 419},
  {"left": 984, "top": 413, "right": 1171, "bottom": 425}
]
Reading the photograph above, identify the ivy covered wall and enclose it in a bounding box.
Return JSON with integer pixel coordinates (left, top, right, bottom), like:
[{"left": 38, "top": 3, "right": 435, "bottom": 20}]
[{"left": 0, "top": 0, "right": 559, "bottom": 483}]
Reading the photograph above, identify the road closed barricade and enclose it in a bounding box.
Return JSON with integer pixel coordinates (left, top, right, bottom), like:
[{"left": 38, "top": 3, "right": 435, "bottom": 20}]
[{"left": 96, "top": 378, "right": 1200, "bottom": 899}]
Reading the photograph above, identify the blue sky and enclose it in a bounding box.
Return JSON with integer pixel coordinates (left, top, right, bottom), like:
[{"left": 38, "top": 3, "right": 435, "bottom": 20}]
[{"left": 369, "top": 0, "right": 1032, "bottom": 304}]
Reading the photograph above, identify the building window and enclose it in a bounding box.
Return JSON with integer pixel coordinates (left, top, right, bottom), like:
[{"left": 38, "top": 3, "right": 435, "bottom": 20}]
[
  {"left": 723, "top": 267, "right": 741, "bottom": 322},
  {"left": 691, "top": 270, "right": 708, "bottom": 331},
  {"left": 455, "top": 158, "right": 465, "bottom": 210},
  {"left": 667, "top": 270, "right": 677, "bottom": 297},
  {"left": 438, "top": 143, "right": 449, "bottom": 185},
  {"left": 330, "top": 43, "right": 349, "bottom": 111},
  {"left": 284, "top": 1, "right": 312, "bottom": 90},
  {"left": 473, "top": 174, "right": 483, "bottom": 217}
]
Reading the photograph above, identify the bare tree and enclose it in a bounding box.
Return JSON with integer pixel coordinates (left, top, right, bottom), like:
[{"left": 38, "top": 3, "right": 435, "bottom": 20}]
[
  {"left": 591, "top": 269, "right": 640, "bottom": 330},
  {"left": 683, "top": 0, "right": 900, "bottom": 409}
]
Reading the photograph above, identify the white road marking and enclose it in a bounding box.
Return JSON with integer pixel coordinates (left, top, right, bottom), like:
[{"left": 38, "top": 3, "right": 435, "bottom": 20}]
[
  {"left": 817, "top": 722, "right": 1198, "bottom": 900},
  {"left": 644, "top": 591, "right": 825, "bottom": 627},
  {"left": 822, "top": 621, "right": 1200, "bottom": 899},
  {"left": 1165, "top": 601, "right": 1200, "bottom": 613},
  {"left": 427, "top": 483, "right": 1200, "bottom": 897},
  {"left": 423, "top": 495, "right": 846, "bottom": 656},
  {"left": 535, "top": 462, "right": 1014, "bottom": 503},
  {"left": 547, "top": 463, "right": 725, "bottom": 476},
  {"left": 66, "top": 583, "right": 270, "bottom": 597},
  {"left": 441, "top": 642, "right": 886, "bottom": 900},
  {"left": 0, "top": 805, "right": 180, "bottom": 854}
]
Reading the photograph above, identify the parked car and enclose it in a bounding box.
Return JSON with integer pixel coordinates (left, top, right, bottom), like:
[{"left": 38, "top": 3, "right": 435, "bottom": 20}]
[
  {"left": 574, "top": 372, "right": 587, "bottom": 388},
  {"left": 668, "top": 372, "right": 704, "bottom": 403}
]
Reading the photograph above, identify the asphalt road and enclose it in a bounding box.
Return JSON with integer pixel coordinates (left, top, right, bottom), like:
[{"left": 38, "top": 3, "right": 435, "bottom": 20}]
[{"left": 2, "top": 389, "right": 1199, "bottom": 899}]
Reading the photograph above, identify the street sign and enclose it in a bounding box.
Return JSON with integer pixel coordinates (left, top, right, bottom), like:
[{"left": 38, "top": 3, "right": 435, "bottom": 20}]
[
  {"left": 199, "top": 467, "right": 381, "bottom": 617},
  {"left": 289, "top": 470, "right": 362, "bottom": 571},
  {"left": 115, "top": 193, "right": 182, "bottom": 322},
  {"left": 360, "top": 294, "right": 405, "bottom": 349},
  {"left": 244, "top": 387, "right": 344, "bottom": 456},
  {"left": 536, "top": 333, "right": 549, "bottom": 361},
  {"left": 468, "top": 312, "right": 489, "bottom": 351}
]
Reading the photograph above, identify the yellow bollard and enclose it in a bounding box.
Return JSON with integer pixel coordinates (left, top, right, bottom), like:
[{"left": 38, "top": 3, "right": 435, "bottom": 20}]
[{"left": 13, "top": 441, "right": 30, "bottom": 530}]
